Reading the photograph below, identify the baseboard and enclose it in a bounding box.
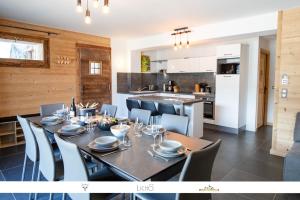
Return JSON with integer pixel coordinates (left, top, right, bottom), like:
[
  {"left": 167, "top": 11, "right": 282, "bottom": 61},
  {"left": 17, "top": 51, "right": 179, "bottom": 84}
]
[
  {"left": 204, "top": 123, "right": 246, "bottom": 134},
  {"left": 270, "top": 148, "right": 287, "bottom": 157}
]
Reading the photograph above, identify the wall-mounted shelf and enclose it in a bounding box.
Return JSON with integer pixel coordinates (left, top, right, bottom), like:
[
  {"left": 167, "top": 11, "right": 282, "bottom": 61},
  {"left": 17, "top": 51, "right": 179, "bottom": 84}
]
[{"left": 0, "top": 120, "right": 25, "bottom": 148}]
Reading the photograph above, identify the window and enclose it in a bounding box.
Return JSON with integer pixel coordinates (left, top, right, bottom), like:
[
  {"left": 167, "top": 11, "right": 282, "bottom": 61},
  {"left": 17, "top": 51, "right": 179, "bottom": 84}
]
[
  {"left": 89, "top": 61, "right": 102, "bottom": 75},
  {"left": 0, "top": 32, "right": 49, "bottom": 68}
]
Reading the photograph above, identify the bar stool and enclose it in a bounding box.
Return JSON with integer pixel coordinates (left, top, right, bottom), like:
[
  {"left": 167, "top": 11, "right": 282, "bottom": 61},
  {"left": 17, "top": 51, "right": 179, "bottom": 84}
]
[
  {"left": 158, "top": 103, "right": 177, "bottom": 115},
  {"left": 126, "top": 99, "right": 141, "bottom": 118},
  {"left": 141, "top": 101, "right": 160, "bottom": 124}
]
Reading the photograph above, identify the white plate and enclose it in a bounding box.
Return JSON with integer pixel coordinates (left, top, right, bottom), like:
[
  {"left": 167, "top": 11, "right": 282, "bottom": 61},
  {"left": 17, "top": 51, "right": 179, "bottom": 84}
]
[
  {"left": 94, "top": 136, "right": 118, "bottom": 147},
  {"left": 40, "top": 119, "right": 63, "bottom": 126},
  {"left": 57, "top": 127, "right": 86, "bottom": 136},
  {"left": 88, "top": 140, "right": 120, "bottom": 152},
  {"left": 61, "top": 124, "right": 82, "bottom": 132},
  {"left": 159, "top": 140, "right": 182, "bottom": 153},
  {"left": 41, "top": 116, "right": 59, "bottom": 122},
  {"left": 152, "top": 145, "right": 186, "bottom": 158},
  {"left": 142, "top": 125, "right": 166, "bottom": 136}
]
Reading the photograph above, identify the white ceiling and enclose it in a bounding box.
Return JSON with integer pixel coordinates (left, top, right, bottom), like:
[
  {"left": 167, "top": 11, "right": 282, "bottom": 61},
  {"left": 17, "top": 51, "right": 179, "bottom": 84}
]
[{"left": 1, "top": 0, "right": 300, "bottom": 38}]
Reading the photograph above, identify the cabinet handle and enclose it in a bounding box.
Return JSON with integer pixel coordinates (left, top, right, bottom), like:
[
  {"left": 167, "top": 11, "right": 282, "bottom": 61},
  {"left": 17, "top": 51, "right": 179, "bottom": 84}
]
[
  {"left": 224, "top": 53, "right": 232, "bottom": 56},
  {"left": 223, "top": 75, "right": 232, "bottom": 77},
  {"left": 179, "top": 70, "right": 186, "bottom": 73}
]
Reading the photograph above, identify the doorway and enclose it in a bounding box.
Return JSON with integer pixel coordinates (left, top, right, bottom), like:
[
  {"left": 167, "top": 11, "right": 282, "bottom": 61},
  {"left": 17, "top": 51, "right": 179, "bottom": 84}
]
[
  {"left": 257, "top": 48, "right": 270, "bottom": 128},
  {"left": 77, "top": 44, "right": 112, "bottom": 108}
]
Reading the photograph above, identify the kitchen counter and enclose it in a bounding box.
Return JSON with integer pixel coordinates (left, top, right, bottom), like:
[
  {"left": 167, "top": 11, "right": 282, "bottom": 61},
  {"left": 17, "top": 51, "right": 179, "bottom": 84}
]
[
  {"left": 119, "top": 90, "right": 215, "bottom": 97},
  {"left": 128, "top": 95, "right": 202, "bottom": 105}
]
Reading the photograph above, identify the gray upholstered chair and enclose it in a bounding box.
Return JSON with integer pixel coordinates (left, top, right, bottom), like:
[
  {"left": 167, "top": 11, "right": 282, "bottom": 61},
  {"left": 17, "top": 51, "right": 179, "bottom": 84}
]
[
  {"left": 40, "top": 103, "right": 65, "bottom": 117},
  {"left": 17, "top": 116, "right": 38, "bottom": 200},
  {"left": 100, "top": 104, "right": 117, "bottom": 117},
  {"left": 54, "top": 134, "right": 125, "bottom": 200},
  {"left": 134, "top": 139, "right": 222, "bottom": 200},
  {"left": 283, "top": 112, "right": 300, "bottom": 181},
  {"left": 30, "top": 122, "right": 64, "bottom": 200},
  {"left": 129, "top": 108, "right": 151, "bottom": 125},
  {"left": 161, "top": 114, "right": 189, "bottom": 135}
]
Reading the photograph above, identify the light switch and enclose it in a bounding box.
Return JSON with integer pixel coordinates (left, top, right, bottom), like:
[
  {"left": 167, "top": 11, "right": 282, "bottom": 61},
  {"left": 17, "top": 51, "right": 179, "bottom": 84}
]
[
  {"left": 281, "top": 88, "right": 288, "bottom": 98},
  {"left": 281, "top": 74, "right": 288, "bottom": 85}
]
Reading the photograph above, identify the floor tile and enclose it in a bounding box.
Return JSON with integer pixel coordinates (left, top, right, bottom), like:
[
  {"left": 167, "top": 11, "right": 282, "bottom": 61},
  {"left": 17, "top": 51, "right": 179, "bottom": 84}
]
[
  {"left": 0, "top": 193, "right": 15, "bottom": 200},
  {"left": 0, "top": 153, "right": 27, "bottom": 171},
  {"left": 2, "top": 164, "right": 35, "bottom": 181}
]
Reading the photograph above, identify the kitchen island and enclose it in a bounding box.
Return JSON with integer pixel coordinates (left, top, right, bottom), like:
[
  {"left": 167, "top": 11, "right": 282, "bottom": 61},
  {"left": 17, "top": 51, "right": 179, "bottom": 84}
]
[{"left": 128, "top": 95, "right": 204, "bottom": 138}]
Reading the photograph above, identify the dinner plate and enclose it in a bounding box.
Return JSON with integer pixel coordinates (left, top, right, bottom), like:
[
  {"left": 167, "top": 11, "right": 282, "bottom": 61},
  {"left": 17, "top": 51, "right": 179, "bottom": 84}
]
[
  {"left": 152, "top": 145, "right": 186, "bottom": 158},
  {"left": 88, "top": 140, "right": 120, "bottom": 152},
  {"left": 142, "top": 125, "right": 166, "bottom": 136},
  {"left": 61, "top": 124, "right": 82, "bottom": 132},
  {"left": 41, "top": 116, "right": 59, "bottom": 122},
  {"left": 94, "top": 136, "right": 118, "bottom": 147},
  {"left": 57, "top": 127, "right": 86, "bottom": 136},
  {"left": 40, "top": 118, "right": 63, "bottom": 126}
]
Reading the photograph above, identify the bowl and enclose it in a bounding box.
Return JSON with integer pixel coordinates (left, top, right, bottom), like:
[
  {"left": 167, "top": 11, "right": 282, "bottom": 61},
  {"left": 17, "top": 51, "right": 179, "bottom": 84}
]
[
  {"left": 159, "top": 140, "right": 182, "bottom": 153},
  {"left": 94, "top": 136, "right": 118, "bottom": 148},
  {"left": 110, "top": 125, "right": 130, "bottom": 138}
]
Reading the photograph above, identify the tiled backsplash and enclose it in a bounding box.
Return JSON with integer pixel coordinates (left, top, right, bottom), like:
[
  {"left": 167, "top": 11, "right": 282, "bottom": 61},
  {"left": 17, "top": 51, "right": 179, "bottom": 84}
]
[{"left": 117, "top": 72, "right": 215, "bottom": 93}]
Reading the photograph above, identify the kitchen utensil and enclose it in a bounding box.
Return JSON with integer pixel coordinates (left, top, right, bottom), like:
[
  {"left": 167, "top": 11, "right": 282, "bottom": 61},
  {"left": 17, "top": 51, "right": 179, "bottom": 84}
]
[
  {"left": 173, "top": 85, "right": 180, "bottom": 93},
  {"left": 195, "top": 84, "right": 200, "bottom": 92},
  {"left": 148, "top": 84, "right": 155, "bottom": 91}
]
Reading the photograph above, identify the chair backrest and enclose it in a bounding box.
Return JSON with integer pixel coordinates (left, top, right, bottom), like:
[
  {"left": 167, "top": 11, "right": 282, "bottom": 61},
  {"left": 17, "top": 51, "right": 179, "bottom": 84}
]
[
  {"left": 176, "top": 139, "right": 222, "bottom": 200},
  {"left": 126, "top": 99, "right": 140, "bottom": 111},
  {"left": 161, "top": 114, "right": 189, "bottom": 135},
  {"left": 158, "top": 103, "right": 176, "bottom": 115},
  {"left": 40, "top": 103, "right": 64, "bottom": 117},
  {"left": 17, "top": 116, "right": 38, "bottom": 162},
  {"left": 100, "top": 104, "right": 117, "bottom": 117},
  {"left": 294, "top": 112, "right": 300, "bottom": 142},
  {"left": 54, "top": 134, "right": 89, "bottom": 200},
  {"left": 30, "top": 122, "right": 56, "bottom": 181},
  {"left": 141, "top": 101, "right": 157, "bottom": 114},
  {"left": 129, "top": 108, "right": 151, "bottom": 125}
]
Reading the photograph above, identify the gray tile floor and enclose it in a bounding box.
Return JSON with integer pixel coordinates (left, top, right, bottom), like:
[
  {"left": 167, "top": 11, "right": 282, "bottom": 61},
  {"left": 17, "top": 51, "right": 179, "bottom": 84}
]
[{"left": 0, "top": 126, "right": 298, "bottom": 200}]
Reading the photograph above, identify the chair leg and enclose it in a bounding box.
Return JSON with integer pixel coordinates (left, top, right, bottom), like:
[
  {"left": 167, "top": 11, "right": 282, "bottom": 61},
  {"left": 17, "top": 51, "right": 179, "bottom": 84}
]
[
  {"left": 29, "top": 161, "right": 37, "bottom": 200},
  {"left": 62, "top": 193, "right": 66, "bottom": 200},
  {"left": 34, "top": 171, "right": 41, "bottom": 200},
  {"left": 21, "top": 154, "right": 27, "bottom": 181},
  {"left": 49, "top": 193, "right": 53, "bottom": 200}
]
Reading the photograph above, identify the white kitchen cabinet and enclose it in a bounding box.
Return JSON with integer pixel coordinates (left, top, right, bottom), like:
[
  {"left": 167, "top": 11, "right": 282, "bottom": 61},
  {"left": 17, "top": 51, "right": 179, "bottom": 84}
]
[
  {"left": 199, "top": 56, "right": 216, "bottom": 72},
  {"left": 167, "top": 57, "right": 216, "bottom": 73},
  {"left": 215, "top": 75, "right": 240, "bottom": 128},
  {"left": 216, "top": 44, "right": 241, "bottom": 59},
  {"left": 167, "top": 58, "right": 200, "bottom": 73}
]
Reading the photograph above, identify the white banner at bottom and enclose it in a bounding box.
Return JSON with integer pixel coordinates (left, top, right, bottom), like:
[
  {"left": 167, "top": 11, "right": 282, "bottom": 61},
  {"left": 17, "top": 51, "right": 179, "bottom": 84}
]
[{"left": 0, "top": 182, "right": 300, "bottom": 193}]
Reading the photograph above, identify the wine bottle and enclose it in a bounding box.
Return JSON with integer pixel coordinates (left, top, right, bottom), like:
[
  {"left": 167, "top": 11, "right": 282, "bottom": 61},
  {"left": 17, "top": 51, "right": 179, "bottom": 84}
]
[{"left": 72, "top": 97, "right": 77, "bottom": 117}]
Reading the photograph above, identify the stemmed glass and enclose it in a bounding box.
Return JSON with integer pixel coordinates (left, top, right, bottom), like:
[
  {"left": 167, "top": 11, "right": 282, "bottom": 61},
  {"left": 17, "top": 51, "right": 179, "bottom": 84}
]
[
  {"left": 119, "top": 122, "right": 131, "bottom": 147},
  {"left": 133, "top": 117, "right": 143, "bottom": 137}
]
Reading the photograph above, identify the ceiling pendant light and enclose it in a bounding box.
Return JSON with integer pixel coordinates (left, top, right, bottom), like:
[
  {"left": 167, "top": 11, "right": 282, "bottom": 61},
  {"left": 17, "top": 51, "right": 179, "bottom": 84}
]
[
  {"left": 76, "top": 0, "right": 83, "bottom": 12},
  {"left": 85, "top": 0, "right": 91, "bottom": 24},
  {"left": 103, "top": 0, "right": 110, "bottom": 14},
  {"left": 93, "top": 0, "right": 99, "bottom": 8},
  {"left": 173, "top": 34, "right": 177, "bottom": 51},
  {"left": 171, "top": 27, "right": 191, "bottom": 51},
  {"left": 186, "top": 31, "right": 190, "bottom": 48}
]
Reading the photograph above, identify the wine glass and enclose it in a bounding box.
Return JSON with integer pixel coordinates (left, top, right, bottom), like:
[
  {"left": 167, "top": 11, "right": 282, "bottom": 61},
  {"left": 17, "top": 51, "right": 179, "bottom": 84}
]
[
  {"left": 119, "top": 122, "right": 131, "bottom": 147},
  {"left": 133, "top": 117, "right": 143, "bottom": 137}
]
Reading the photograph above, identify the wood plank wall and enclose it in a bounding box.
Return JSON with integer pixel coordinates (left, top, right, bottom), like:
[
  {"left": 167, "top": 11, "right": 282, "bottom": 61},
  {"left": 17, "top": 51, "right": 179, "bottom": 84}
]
[
  {"left": 0, "top": 19, "right": 110, "bottom": 118},
  {"left": 271, "top": 8, "right": 300, "bottom": 156}
]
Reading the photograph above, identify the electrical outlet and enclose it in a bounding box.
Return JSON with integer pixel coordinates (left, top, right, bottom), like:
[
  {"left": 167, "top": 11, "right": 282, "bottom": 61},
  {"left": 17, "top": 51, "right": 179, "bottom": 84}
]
[{"left": 281, "top": 88, "right": 288, "bottom": 98}]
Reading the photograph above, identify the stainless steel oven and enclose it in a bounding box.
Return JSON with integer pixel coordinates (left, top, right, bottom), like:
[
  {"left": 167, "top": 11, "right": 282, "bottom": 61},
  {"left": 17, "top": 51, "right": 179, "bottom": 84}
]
[{"left": 202, "top": 96, "right": 214, "bottom": 120}]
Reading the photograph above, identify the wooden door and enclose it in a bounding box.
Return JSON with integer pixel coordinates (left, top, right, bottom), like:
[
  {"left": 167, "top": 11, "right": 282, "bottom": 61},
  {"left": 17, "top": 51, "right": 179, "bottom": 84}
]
[
  {"left": 77, "top": 44, "right": 111, "bottom": 108},
  {"left": 257, "top": 49, "right": 270, "bottom": 128}
]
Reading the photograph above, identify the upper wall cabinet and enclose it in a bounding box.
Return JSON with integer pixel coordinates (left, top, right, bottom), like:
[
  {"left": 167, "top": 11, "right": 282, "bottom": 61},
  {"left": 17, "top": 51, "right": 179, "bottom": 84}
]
[
  {"left": 167, "top": 56, "right": 216, "bottom": 73},
  {"left": 216, "top": 44, "right": 241, "bottom": 59}
]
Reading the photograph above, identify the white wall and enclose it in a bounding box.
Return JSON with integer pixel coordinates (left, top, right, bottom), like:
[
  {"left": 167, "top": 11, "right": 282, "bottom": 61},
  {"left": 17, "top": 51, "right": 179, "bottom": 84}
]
[{"left": 111, "top": 38, "right": 130, "bottom": 106}]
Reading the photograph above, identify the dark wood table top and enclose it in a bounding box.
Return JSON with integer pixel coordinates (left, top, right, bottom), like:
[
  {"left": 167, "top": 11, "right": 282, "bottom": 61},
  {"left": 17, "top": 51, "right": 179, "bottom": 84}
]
[{"left": 28, "top": 116, "right": 212, "bottom": 181}]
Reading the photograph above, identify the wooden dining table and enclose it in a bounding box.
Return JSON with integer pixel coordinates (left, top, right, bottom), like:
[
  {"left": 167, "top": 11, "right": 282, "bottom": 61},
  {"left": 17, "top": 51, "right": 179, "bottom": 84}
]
[{"left": 28, "top": 116, "right": 213, "bottom": 181}]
